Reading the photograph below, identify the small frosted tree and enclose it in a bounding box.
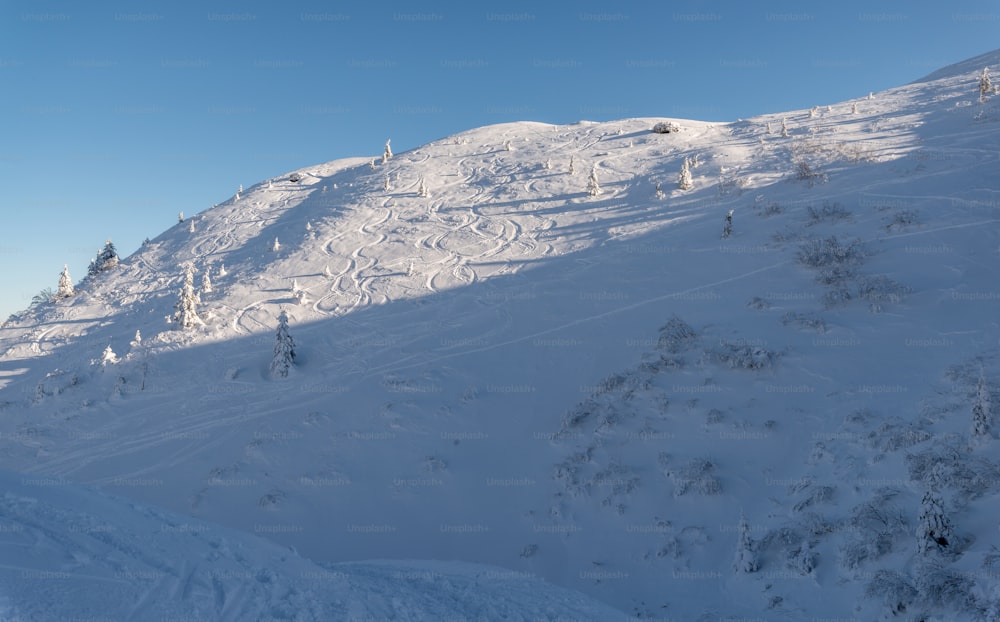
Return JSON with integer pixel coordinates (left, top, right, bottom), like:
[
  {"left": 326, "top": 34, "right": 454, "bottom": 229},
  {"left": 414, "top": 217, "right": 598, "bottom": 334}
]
[
  {"left": 178, "top": 211, "right": 184, "bottom": 223},
  {"left": 678, "top": 157, "right": 693, "bottom": 190},
  {"left": 587, "top": 165, "right": 601, "bottom": 196},
  {"left": 917, "top": 488, "right": 952, "bottom": 555},
  {"left": 270, "top": 309, "right": 296, "bottom": 378},
  {"left": 57, "top": 265, "right": 74, "bottom": 298},
  {"left": 173, "top": 263, "right": 202, "bottom": 328},
  {"left": 851, "top": 102, "right": 859, "bottom": 114},
  {"left": 201, "top": 268, "right": 212, "bottom": 294},
  {"left": 655, "top": 181, "right": 665, "bottom": 200},
  {"left": 722, "top": 209, "right": 734, "bottom": 239},
  {"left": 383, "top": 139, "right": 392, "bottom": 163},
  {"left": 569, "top": 155, "right": 576, "bottom": 174},
  {"left": 733, "top": 512, "right": 759, "bottom": 573},
  {"left": 217, "top": 263, "right": 228, "bottom": 277},
  {"left": 780, "top": 118, "right": 789, "bottom": 137},
  {"left": 418, "top": 177, "right": 430, "bottom": 198},
  {"left": 980, "top": 67, "right": 993, "bottom": 101},
  {"left": 383, "top": 174, "right": 391, "bottom": 191},
  {"left": 972, "top": 374, "right": 991, "bottom": 440},
  {"left": 270, "top": 237, "right": 281, "bottom": 252},
  {"left": 188, "top": 218, "right": 195, "bottom": 233}
]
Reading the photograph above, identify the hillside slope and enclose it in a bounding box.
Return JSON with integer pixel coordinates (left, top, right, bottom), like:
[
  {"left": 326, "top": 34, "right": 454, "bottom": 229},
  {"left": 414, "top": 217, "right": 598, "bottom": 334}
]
[{"left": 1, "top": 50, "right": 1000, "bottom": 620}]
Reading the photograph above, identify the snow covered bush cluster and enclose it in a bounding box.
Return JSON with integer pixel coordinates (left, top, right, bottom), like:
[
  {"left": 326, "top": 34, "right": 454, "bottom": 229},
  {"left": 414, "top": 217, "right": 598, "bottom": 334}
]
[{"left": 651, "top": 121, "right": 680, "bottom": 134}]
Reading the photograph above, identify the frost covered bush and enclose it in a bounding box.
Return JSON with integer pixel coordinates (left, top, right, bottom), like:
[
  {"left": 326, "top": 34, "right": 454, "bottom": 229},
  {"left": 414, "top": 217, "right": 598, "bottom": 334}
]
[
  {"left": 669, "top": 458, "right": 721, "bottom": 496},
  {"left": 797, "top": 236, "right": 868, "bottom": 285},
  {"left": 915, "top": 564, "right": 978, "bottom": 614},
  {"left": 797, "top": 236, "right": 867, "bottom": 270},
  {"left": 714, "top": 344, "right": 778, "bottom": 370},
  {"left": 841, "top": 489, "right": 908, "bottom": 569},
  {"left": 857, "top": 275, "right": 910, "bottom": 306},
  {"left": 864, "top": 570, "right": 917, "bottom": 616},
  {"left": 656, "top": 315, "right": 697, "bottom": 353},
  {"left": 805, "top": 202, "right": 852, "bottom": 225},
  {"left": 652, "top": 121, "right": 680, "bottom": 134}
]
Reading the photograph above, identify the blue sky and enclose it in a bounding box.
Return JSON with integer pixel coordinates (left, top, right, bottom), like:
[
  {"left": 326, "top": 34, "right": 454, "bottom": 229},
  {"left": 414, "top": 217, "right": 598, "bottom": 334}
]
[{"left": 1, "top": 0, "right": 997, "bottom": 319}]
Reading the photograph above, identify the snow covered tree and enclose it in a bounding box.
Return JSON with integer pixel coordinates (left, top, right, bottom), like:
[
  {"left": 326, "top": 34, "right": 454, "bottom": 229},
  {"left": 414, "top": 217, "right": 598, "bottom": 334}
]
[
  {"left": 87, "top": 257, "right": 99, "bottom": 278},
  {"left": 217, "top": 263, "right": 227, "bottom": 277},
  {"left": 172, "top": 263, "right": 202, "bottom": 329},
  {"left": 269, "top": 309, "right": 296, "bottom": 378},
  {"left": 98, "top": 343, "right": 118, "bottom": 367},
  {"left": 503, "top": 140, "right": 512, "bottom": 152},
  {"left": 766, "top": 121, "right": 773, "bottom": 134},
  {"left": 178, "top": 211, "right": 184, "bottom": 223},
  {"left": 851, "top": 102, "right": 859, "bottom": 114},
  {"left": 733, "top": 512, "right": 759, "bottom": 573},
  {"left": 722, "top": 209, "right": 734, "bottom": 239},
  {"left": 917, "top": 488, "right": 952, "bottom": 555},
  {"left": 188, "top": 218, "right": 195, "bottom": 233},
  {"left": 383, "top": 174, "right": 391, "bottom": 191},
  {"left": 587, "top": 165, "right": 601, "bottom": 196},
  {"left": 678, "top": 157, "right": 693, "bottom": 190},
  {"left": 370, "top": 158, "right": 376, "bottom": 169},
  {"left": 270, "top": 237, "right": 281, "bottom": 252},
  {"left": 201, "top": 268, "right": 212, "bottom": 294},
  {"left": 655, "top": 181, "right": 665, "bottom": 200},
  {"left": 93, "top": 240, "right": 119, "bottom": 272},
  {"left": 544, "top": 158, "right": 552, "bottom": 170},
  {"left": 383, "top": 139, "right": 392, "bottom": 163},
  {"left": 780, "top": 118, "right": 789, "bottom": 137},
  {"left": 972, "top": 373, "right": 991, "bottom": 440},
  {"left": 980, "top": 67, "right": 993, "bottom": 101},
  {"left": 569, "top": 156, "right": 576, "bottom": 174},
  {"left": 57, "top": 264, "right": 74, "bottom": 298},
  {"left": 418, "top": 177, "right": 430, "bottom": 198}
]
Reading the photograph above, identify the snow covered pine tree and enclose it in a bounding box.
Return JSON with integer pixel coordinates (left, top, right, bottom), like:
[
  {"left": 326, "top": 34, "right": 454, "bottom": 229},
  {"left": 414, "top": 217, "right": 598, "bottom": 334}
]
[
  {"left": 722, "top": 209, "right": 734, "bottom": 239},
  {"left": 270, "top": 309, "right": 296, "bottom": 378},
  {"left": 57, "top": 265, "right": 74, "bottom": 298},
  {"left": 733, "top": 511, "right": 758, "bottom": 573},
  {"left": 172, "top": 264, "right": 202, "bottom": 328}
]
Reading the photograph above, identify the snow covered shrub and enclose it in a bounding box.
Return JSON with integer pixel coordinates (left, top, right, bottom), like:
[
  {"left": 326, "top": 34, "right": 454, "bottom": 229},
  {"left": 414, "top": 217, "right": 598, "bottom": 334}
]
[
  {"left": 652, "top": 121, "right": 680, "bottom": 134},
  {"left": 796, "top": 236, "right": 868, "bottom": 286},
  {"left": 915, "top": 564, "right": 978, "bottom": 614},
  {"left": 805, "top": 202, "right": 852, "bottom": 226},
  {"left": 780, "top": 311, "right": 827, "bottom": 333},
  {"left": 656, "top": 315, "right": 698, "bottom": 353},
  {"left": 841, "top": 489, "right": 908, "bottom": 569},
  {"left": 746, "top": 296, "right": 770, "bottom": 310},
  {"left": 864, "top": 570, "right": 917, "bottom": 616},
  {"left": 884, "top": 209, "right": 920, "bottom": 231},
  {"left": 821, "top": 287, "right": 852, "bottom": 308},
  {"left": 714, "top": 344, "right": 778, "bottom": 370},
  {"left": 669, "top": 458, "right": 721, "bottom": 496},
  {"left": 793, "top": 161, "right": 827, "bottom": 186},
  {"left": 857, "top": 275, "right": 910, "bottom": 306},
  {"left": 867, "top": 418, "right": 930, "bottom": 452}
]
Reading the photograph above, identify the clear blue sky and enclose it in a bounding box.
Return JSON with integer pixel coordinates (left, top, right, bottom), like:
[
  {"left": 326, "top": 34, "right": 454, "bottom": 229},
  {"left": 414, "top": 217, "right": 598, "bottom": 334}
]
[{"left": 1, "top": 0, "right": 996, "bottom": 319}]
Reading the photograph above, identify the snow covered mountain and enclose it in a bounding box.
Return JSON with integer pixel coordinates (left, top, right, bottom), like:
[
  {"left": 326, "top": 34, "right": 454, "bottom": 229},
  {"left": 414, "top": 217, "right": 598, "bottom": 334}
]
[{"left": 2, "top": 49, "right": 1000, "bottom": 620}]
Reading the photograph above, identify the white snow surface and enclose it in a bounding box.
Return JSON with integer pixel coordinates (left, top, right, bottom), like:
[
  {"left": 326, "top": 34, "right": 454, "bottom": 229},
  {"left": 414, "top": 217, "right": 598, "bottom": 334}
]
[
  {"left": 0, "top": 470, "right": 625, "bottom": 621},
  {"left": 3, "top": 50, "right": 1000, "bottom": 620}
]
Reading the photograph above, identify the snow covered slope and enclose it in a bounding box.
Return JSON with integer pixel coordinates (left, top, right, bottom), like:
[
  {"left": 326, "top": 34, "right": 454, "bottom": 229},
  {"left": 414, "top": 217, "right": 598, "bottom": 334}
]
[
  {"left": 2, "top": 50, "right": 1000, "bottom": 620},
  {"left": 0, "top": 470, "right": 625, "bottom": 621}
]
